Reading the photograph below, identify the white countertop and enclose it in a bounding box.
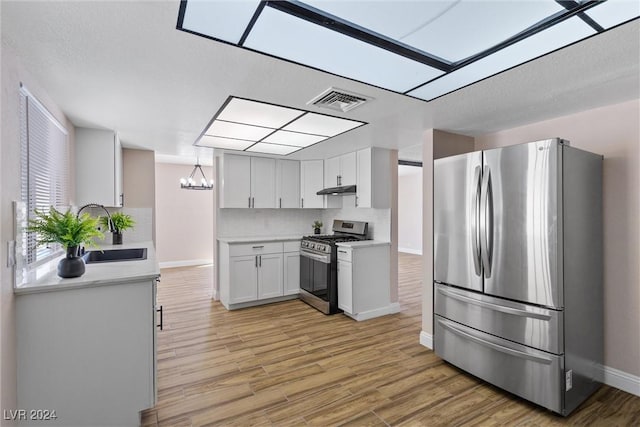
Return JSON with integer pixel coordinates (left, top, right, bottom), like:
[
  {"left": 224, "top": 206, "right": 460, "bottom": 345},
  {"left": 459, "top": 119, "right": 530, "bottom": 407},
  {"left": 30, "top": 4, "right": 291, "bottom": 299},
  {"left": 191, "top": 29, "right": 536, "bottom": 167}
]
[
  {"left": 218, "top": 235, "right": 303, "bottom": 243},
  {"left": 336, "top": 240, "right": 391, "bottom": 248},
  {"left": 15, "top": 241, "right": 160, "bottom": 295}
]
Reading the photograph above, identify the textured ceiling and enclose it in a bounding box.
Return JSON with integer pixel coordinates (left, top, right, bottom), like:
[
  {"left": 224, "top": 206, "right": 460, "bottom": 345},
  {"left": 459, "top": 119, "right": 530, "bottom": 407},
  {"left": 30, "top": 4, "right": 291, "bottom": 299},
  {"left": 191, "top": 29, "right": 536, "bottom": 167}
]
[{"left": 2, "top": 1, "right": 638, "bottom": 162}]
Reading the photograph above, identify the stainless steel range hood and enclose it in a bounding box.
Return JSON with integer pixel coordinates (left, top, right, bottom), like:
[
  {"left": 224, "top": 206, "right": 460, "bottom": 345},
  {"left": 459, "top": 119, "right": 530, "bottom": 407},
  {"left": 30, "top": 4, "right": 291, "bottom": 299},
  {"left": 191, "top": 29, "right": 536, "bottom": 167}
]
[{"left": 316, "top": 185, "right": 357, "bottom": 196}]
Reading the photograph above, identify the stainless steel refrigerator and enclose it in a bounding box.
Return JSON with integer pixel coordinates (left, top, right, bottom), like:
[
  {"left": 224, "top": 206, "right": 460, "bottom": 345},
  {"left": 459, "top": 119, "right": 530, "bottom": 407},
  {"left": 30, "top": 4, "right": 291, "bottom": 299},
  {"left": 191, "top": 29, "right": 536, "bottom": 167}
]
[{"left": 433, "top": 138, "right": 603, "bottom": 416}]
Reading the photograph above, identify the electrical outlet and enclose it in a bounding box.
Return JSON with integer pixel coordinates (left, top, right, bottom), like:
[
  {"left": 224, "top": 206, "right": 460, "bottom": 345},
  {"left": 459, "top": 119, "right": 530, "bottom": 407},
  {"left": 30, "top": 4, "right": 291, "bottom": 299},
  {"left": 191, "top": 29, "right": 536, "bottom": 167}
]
[
  {"left": 7, "top": 240, "right": 16, "bottom": 267},
  {"left": 565, "top": 369, "right": 573, "bottom": 391}
]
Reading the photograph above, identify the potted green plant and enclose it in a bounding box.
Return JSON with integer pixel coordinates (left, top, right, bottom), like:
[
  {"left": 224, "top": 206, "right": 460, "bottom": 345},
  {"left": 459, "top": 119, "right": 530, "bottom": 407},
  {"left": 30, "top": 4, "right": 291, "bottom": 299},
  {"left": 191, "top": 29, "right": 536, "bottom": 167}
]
[
  {"left": 312, "top": 220, "right": 323, "bottom": 235},
  {"left": 26, "top": 207, "right": 104, "bottom": 278},
  {"left": 100, "top": 212, "right": 135, "bottom": 245}
]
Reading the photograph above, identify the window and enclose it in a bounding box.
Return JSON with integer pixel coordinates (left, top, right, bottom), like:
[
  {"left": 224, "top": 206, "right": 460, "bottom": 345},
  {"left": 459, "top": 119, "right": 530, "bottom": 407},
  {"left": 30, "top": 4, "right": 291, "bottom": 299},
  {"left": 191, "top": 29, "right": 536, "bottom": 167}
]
[{"left": 20, "top": 85, "right": 70, "bottom": 265}]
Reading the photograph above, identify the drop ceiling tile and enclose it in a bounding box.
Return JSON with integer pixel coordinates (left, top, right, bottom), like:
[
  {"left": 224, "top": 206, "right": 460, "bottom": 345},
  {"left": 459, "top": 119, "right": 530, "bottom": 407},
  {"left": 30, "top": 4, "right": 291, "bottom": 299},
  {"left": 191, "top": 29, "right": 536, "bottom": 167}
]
[
  {"left": 195, "top": 135, "right": 255, "bottom": 151},
  {"left": 585, "top": 1, "right": 640, "bottom": 29},
  {"left": 244, "top": 6, "right": 444, "bottom": 92},
  {"left": 205, "top": 120, "right": 274, "bottom": 141},
  {"left": 262, "top": 130, "right": 327, "bottom": 147},
  {"left": 246, "top": 143, "right": 301, "bottom": 155},
  {"left": 283, "top": 113, "right": 364, "bottom": 136},
  {"left": 217, "top": 98, "right": 305, "bottom": 128}
]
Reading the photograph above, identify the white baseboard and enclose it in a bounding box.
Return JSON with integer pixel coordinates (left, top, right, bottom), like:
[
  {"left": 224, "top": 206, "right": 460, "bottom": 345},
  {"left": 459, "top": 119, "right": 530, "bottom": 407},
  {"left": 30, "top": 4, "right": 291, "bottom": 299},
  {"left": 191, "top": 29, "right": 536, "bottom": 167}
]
[
  {"left": 159, "top": 259, "right": 213, "bottom": 269},
  {"left": 398, "top": 247, "right": 422, "bottom": 255},
  {"left": 603, "top": 365, "right": 640, "bottom": 397},
  {"left": 419, "top": 330, "right": 639, "bottom": 397},
  {"left": 419, "top": 330, "right": 433, "bottom": 349},
  {"left": 345, "top": 303, "right": 401, "bottom": 321}
]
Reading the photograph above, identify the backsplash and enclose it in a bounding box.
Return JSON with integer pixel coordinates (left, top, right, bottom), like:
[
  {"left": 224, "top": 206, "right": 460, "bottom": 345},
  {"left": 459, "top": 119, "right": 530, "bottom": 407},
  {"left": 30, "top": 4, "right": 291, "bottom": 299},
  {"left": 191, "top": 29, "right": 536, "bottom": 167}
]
[
  {"left": 322, "top": 208, "right": 391, "bottom": 241},
  {"left": 80, "top": 206, "right": 153, "bottom": 243},
  {"left": 217, "top": 209, "right": 325, "bottom": 238}
]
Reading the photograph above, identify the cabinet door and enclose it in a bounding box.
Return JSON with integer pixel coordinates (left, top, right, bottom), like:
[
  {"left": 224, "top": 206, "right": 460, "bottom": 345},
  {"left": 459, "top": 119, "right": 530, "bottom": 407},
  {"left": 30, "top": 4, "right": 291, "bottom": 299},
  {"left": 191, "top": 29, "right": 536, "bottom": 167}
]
[
  {"left": 283, "top": 252, "right": 300, "bottom": 295},
  {"left": 325, "top": 156, "right": 341, "bottom": 187},
  {"left": 75, "top": 128, "right": 121, "bottom": 207},
  {"left": 341, "top": 152, "right": 357, "bottom": 186},
  {"left": 257, "top": 253, "right": 283, "bottom": 300},
  {"left": 356, "top": 148, "right": 372, "bottom": 208},
  {"left": 223, "top": 155, "right": 251, "bottom": 208},
  {"left": 114, "top": 133, "right": 123, "bottom": 206},
  {"left": 276, "top": 160, "right": 300, "bottom": 208},
  {"left": 337, "top": 260, "right": 353, "bottom": 313},
  {"left": 301, "top": 160, "right": 324, "bottom": 208},
  {"left": 229, "top": 255, "right": 258, "bottom": 303},
  {"left": 251, "top": 157, "right": 277, "bottom": 208}
]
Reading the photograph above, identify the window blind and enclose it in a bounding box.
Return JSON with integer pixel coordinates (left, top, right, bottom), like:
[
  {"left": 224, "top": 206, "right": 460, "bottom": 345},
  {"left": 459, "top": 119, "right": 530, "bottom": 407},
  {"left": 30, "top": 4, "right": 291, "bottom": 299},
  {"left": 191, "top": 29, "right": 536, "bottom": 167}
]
[{"left": 20, "top": 86, "right": 70, "bottom": 265}]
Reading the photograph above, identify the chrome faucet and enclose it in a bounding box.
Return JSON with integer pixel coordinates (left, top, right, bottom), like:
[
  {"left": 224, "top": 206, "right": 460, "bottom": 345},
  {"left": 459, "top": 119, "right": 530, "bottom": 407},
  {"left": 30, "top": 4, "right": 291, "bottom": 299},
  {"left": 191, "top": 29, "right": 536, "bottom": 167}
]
[{"left": 77, "top": 203, "right": 115, "bottom": 233}]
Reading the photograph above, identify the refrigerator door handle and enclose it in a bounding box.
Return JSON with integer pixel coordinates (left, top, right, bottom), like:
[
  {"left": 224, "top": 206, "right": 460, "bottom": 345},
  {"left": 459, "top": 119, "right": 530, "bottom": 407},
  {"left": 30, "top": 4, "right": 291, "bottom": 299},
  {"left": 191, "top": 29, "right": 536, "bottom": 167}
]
[
  {"left": 480, "top": 166, "right": 493, "bottom": 277},
  {"left": 471, "top": 166, "right": 482, "bottom": 276}
]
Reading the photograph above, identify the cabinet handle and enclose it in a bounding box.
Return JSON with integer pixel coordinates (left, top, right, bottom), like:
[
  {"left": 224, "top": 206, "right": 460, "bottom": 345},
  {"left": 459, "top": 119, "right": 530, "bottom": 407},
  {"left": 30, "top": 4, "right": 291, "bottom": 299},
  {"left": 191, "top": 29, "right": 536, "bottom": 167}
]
[
  {"left": 252, "top": 197, "right": 255, "bottom": 208},
  {"left": 120, "top": 193, "right": 124, "bottom": 207},
  {"left": 255, "top": 256, "right": 258, "bottom": 267},
  {"left": 338, "top": 250, "right": 348, "bottom": 254},
  {"left": 259, "top": 255, "right": 262, "bottom": 267},
  {"left": 248, "top": 197, "right": 251, "bottom": 208},
  {"left": 301, "top": 198, "right": 304, "bottom": 208},
  {"left": 157, "top": 305, "right": 163, "bottom": 331},
  {"left": 355, "top": 196, "right": 358, "bottom": 207},
  {"left": 252, "top": 245, "right": 264, "bottom": 249},
  {"left": 279, "top": 198, "right": 282, "bottom": 208}
]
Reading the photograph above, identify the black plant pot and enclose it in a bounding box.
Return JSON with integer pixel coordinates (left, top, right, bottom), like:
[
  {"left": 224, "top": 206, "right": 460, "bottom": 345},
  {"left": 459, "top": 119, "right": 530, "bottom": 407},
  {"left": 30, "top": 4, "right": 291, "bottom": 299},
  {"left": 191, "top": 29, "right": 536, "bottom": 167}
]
[
  {"left": 112, "top": 231, "right": 123, "bottom": 245},
  {"left": 314, "top": 228, "right": 321, "bottom": 235},
  {"left": 57, "top": 246, "right": 85, "bottom": 278}
]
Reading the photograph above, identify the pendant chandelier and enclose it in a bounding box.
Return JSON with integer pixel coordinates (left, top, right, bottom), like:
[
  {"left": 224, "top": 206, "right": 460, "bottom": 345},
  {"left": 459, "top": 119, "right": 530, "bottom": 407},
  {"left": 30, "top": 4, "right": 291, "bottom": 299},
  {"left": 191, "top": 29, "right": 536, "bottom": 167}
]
[{"left": 180, "top": 159, "right": 213, "bottom": 190}]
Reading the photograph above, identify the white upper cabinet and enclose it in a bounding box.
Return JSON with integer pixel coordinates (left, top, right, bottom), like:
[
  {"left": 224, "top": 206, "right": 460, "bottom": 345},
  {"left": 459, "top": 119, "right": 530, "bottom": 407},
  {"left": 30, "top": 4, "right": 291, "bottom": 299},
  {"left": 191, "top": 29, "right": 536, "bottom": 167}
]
[
  {"left": 276, "top": 159, "right": 300, "bottom": 208},
  {"left": 250, "top": 157, "right": 277, "bottom": 208},
  {"left": 221, "top": 154, "right": 277, "bottom": 208},
  {"left": 325, "top": 152, "right": 356, "bottom": 187},
  {"left": 357, "top": 147, "right": 392, "bottom": 208},
  {"left": 300, "top": 160, "right": 324, "bottom": 209},
  {"left": 75, "top": 128, "right": 123, "bottom": 207}
]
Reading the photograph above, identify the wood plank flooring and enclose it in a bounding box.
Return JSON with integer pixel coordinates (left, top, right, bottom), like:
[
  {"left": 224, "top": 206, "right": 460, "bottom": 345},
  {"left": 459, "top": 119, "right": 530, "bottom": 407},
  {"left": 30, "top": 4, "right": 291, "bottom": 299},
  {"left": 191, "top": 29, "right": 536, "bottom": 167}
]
[{"left": 141, "top": 253, "right": 640, "bottom": 426}]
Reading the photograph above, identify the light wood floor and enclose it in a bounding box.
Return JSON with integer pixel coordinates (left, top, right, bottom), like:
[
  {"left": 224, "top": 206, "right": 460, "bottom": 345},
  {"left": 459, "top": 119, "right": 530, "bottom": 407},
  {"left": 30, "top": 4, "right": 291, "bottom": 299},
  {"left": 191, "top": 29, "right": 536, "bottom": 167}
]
[{"left": 141, "top": 253, "right": 640, "bottom": 426}]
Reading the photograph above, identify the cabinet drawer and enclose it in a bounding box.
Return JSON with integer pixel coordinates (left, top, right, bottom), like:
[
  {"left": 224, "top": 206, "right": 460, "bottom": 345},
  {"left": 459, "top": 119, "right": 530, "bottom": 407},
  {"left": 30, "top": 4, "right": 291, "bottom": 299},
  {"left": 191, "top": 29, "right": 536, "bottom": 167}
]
[
  {"left": 434, "top": 284, "right": 563, "bottom": 354},
  {"left": 435, "top": 316, "right": 563, "bottom": 414},
  {"left": 229, "top": 242, "right": 283, "bottom": 257},
  {"left": 283, "top": 240, "right": 301, "bottom": 252},
  {"left": 336, "top": 247, "right": 352, "bottom": 262}
]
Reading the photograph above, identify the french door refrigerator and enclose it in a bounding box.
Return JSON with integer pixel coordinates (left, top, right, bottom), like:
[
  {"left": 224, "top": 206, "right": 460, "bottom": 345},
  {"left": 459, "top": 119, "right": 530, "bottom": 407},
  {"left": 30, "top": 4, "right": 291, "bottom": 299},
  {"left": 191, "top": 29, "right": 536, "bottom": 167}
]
[{"left": 433, "top": 138, "right": 603, "bottom": 416}]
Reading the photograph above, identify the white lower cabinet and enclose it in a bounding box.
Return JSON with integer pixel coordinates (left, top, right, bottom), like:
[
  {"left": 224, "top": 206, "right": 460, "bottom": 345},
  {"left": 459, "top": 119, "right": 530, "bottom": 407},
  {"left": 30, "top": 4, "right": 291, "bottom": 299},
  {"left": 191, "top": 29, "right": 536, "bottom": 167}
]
[
  {"left": 220, "top": 239, "right": 300, "bottom": 309},
  {"left": 16, "top": 279, "right": 158, "bottom": 426},
  {"left": 337, "top": 242, "right": 397, "bottom": 321}
]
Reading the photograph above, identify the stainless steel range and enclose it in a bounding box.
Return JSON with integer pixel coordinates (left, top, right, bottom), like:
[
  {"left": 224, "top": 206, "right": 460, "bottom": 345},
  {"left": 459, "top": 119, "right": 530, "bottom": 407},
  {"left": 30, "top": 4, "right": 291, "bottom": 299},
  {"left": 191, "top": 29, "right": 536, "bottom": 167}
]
[{"left": 299, "top": 220, "right": 368, "bottom": 314}]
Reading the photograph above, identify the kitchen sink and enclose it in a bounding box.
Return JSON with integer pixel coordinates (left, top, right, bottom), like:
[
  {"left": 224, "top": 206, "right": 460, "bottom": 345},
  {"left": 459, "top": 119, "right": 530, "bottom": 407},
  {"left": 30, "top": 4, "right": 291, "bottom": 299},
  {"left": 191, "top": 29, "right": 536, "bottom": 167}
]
[{"left": 82, "top": 248, "right": 147, "bottom": 264}]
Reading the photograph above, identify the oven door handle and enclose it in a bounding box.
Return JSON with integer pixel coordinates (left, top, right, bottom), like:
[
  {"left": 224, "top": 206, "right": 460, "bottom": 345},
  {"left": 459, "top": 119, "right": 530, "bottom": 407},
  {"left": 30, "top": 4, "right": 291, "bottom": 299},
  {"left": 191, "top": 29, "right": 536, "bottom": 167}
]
[{"left": 300, "top": 249, "right": 331, "bottom": 264}]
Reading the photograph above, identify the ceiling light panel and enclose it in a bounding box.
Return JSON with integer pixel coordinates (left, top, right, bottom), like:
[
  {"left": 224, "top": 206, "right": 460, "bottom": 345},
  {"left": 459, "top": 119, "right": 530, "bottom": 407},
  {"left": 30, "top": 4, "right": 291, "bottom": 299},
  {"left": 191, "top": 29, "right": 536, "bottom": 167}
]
[
  {"left": 181, "top": 0, "right": 261, "bottom": 44},
  {"left": 262, "top": 130, "right": 327, "bottom": 147},
  {"left": 585, "top": 1, "right": 640, "bottom": 29},
  {"left": 217, "top": 97, "right": 304, "bottom": 128},
  {"left": 244, "top": 7, "right": 444, "bottom": 92},
  {"left": 408, "top": 16, "right": 596, "bottom": 101},
  {"left": 196, "top": 135, "right": 255, "bottom": 151},
  {"left": 283, "top": 113, "right": 364, "bottom": 136},
  {"left": 205, "top": 120, "right": 274, "bottom": 141},
  {"left": 246, "top": 143, "right": 301, "bottom": 155}
]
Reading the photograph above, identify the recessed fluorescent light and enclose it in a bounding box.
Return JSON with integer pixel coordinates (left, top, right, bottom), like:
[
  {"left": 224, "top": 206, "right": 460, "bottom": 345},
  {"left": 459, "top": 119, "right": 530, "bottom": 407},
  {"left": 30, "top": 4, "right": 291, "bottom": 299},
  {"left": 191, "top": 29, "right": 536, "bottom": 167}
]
[
  {"left": 205, "top": 120, "right": 274, "bottom": 141},
  {"left": 194, "top": 96, "right": 367, "bottom": 156},
  {"left": 180, "top": 0, "right": 261, "bottom": 44},
  {"left": 262, "top": 130, "right": 327, "bottom": 147},
  {"left": 217, "top": 97, "right": 304, "bottom": 128},
  {"left": 195, "top": 135, "right": 255, "bottom": 151},
  {"left": 585, "top": 1, "right": 640, "bottom": 29},
  {"left": 246, "top": 143, "right": 300, "bottom": 155},
  {"left": 283, "top": 112, "right": 364, "bottom": 136}
]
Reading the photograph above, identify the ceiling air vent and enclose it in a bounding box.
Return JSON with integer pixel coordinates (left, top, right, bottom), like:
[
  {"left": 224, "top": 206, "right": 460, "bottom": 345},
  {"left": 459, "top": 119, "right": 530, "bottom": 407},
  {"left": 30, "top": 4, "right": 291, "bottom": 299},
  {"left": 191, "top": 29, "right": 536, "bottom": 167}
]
[{"left": 308, "top": 87, "right": 371, "bottom": 113}]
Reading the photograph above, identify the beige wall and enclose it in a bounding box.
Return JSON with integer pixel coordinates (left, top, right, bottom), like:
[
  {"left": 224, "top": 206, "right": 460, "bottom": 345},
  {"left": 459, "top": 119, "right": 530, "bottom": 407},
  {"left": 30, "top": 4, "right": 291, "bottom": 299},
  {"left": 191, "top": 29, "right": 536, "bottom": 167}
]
[
  {"left": 155, "top": 163, "right": 214, "bottom": 265},
  {"left": 0, "top": 45, "right": 75, "bottom": 416},
  {"left": 398, "top": 167, "right": 423, "bottom": 253},
  {"left": 474, "top": 99, "right": 640, "bottom": 377},
  {"left": 123, "top": 148, "right": 156, "bottom": 243}
]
